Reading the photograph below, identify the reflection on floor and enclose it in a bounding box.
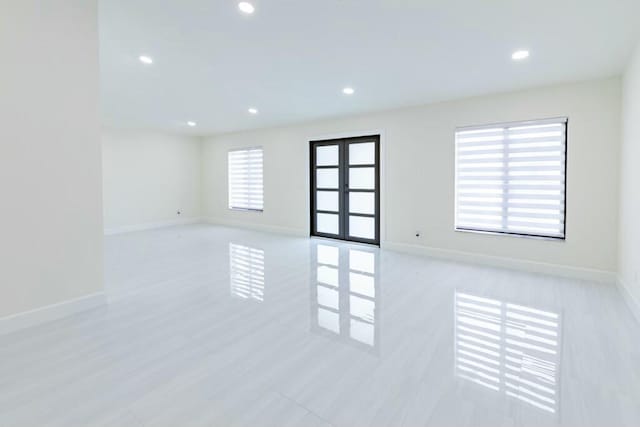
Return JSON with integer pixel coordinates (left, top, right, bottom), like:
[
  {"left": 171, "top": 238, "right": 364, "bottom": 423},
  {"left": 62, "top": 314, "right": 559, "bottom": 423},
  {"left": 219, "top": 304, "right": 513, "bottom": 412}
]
[
  {"left": 2, "top": 225, "right": 639, "bottom": 427},
  {"left": 455, "top": 291, "right": 561, "bottom": 414},
  {"left": 311, "top": 243, "right": 379, "bottom": 350},
  {"left": 229, "top": 243, "right": 265, "bottom": 301}
]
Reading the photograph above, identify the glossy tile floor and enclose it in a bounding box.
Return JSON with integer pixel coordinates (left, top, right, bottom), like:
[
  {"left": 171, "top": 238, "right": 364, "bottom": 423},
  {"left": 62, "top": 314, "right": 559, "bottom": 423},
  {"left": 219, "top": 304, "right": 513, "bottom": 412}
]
[{"left": 2, "top": 225, "right": 640, "bottom": 427}]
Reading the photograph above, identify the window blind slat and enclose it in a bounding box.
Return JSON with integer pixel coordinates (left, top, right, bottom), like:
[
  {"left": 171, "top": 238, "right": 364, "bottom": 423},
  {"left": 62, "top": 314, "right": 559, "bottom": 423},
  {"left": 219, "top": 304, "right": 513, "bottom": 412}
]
[
  {"left": 458, "top": 192, "right": 564, "bottom": 199},
  {"left": 458, "top": 209, "right": 563, "bottom": 220},
  {"left": 458, "top": 184, "right": 564, "bottom": 191},
  {"left": 458, "top": 138, "right": 564, "bottom": 149},
  {"left": 459, "top": 165, "right": 564, "bottom": 172},
  {"left": 458, "top": 201, "right": 563, "bottom": 210},
  {"left": 455, "top": 118, "right": 567, "bottom": 239},
  {"left": 458, "top": 175, "right": 563, "bottom": 182}
]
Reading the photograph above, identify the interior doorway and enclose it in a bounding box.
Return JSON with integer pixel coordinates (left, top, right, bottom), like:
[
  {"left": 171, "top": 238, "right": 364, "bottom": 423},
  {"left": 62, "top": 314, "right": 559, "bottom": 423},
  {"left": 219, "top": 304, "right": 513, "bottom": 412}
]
[{"left": 309, "top": 135, "right": 380, "bottom": 245}]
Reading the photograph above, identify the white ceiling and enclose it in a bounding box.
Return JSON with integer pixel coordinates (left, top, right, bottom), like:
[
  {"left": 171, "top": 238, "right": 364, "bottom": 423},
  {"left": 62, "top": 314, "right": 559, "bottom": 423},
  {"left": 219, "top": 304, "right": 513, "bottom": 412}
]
[{"left": 99, "top": 0, "right": 640, "bottom": 135}]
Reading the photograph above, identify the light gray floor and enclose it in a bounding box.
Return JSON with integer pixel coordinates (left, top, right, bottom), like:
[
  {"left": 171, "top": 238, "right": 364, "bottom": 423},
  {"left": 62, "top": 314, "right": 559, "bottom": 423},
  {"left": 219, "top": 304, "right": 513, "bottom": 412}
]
[{"left": 1, "top": 224, "right": 639, "bottom": 427}]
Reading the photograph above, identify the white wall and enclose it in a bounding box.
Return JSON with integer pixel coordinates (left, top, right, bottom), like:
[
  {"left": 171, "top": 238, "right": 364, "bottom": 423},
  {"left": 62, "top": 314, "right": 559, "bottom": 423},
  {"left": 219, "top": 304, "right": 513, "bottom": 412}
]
[
  {"left": 102, "top": 129, "right": 202, "bottom": 233},
  {"left": 0, "top": 0, "right": 103, "bottom": 318},
  {"left": 203, "top": 78, "right": 621, "bottom": 278},
  {"left": 618, "top": 43, "right": 640, "bottom": 314}
]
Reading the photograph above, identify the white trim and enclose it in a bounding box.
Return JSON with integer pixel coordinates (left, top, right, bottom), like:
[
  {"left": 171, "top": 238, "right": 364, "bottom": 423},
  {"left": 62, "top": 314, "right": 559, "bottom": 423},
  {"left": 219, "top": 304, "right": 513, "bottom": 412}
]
[
  {"left": 617, "top": 276, "right": 640, "bottom": 323},
  {"left": 206, "top": 217, "right": 307, "bottom": 237},
  {"left": 382, "top": 240, "right": 616, "bottom": 283},
  {"left": 455, "top": 116, "right": 568, "bottom": 132},
  {"left": 104, "top": 217, "right": 203, "bottom": 235},
  {"left": 0, "top": 292, "right": 105, "bottom": 335},
  {"left": 228, "top": 145, "right": 263, "bottom": 153}
]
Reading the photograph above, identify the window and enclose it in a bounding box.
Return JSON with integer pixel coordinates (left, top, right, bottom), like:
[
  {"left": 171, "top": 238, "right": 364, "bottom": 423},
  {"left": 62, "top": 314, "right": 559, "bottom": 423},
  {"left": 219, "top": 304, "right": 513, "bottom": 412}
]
[
  {"left": 228, "top": 147, "right": 263, "bottom": 211},
  {"left": 455, "top": 118, "right": 567, "bottom": 239}
]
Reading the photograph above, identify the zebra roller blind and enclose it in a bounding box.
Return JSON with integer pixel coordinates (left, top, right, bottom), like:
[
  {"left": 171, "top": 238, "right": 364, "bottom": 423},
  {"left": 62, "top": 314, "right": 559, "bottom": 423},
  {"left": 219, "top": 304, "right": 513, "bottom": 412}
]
[
  {"left": 455, "top": 118, "right": 567, "bottom": 239},
  {"left": 228, "top": 147, "right": 264, "bottom": 211}
]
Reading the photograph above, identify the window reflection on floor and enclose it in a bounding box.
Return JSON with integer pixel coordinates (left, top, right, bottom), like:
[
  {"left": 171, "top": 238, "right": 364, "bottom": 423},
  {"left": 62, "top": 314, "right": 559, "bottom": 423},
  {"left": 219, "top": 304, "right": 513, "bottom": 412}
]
[
  {"left": 311, "top": 243, "right": 379, "bottom": 350},
  {"left": 454, "top": 291, "right": 561, "bottom": 414},
  {"left": 229, "top": 243, "right": 265, "bottom": 301}
]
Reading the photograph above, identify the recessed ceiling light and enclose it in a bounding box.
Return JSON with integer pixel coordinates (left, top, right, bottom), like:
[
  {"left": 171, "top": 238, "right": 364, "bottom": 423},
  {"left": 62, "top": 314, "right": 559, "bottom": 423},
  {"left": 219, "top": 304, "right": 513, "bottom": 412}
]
[
  {"left": 187, "top": 121, "right": 196, "bottom": 127},
  {"left": 238, "top": 2, "right": 255, "bottom": 14},
  {"left": 342, "top": 87, "right": 355, "bottom": 95},
  {"left": 139, "top": 55, "right": 153, "bottom": 65},
  {"left": 248, "top": 108, "right": 258, "bottom": 114},
  {"left": 512, "top": 50, "right": 530, "bottom": 61}
]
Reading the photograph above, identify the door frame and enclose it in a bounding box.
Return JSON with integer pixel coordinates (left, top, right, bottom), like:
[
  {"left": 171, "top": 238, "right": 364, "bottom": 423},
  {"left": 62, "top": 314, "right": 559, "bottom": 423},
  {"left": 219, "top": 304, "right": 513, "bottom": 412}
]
[{"left": 309, "top": 134, "right": 381, "bottom": 246}]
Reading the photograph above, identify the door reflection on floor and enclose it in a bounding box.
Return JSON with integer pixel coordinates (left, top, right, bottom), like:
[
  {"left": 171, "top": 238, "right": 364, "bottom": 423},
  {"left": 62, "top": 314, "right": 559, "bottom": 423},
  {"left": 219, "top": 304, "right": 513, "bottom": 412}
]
[
  {"left": 229, "top": 243, "right": 265, "bottom": 302},
  {"left": 454, "top": 291, "right": 562, "bottom": 414},
  {"left": 310, "top": 242, "right": 380, "bottom": 352}
]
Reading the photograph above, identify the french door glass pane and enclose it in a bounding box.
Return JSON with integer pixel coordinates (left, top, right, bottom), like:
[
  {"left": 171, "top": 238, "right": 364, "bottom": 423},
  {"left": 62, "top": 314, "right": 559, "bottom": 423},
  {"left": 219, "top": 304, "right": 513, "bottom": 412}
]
[
  {"left": 349, "top": 168, "right": 375, "bottom": 189},
  {"left": 316, "top": 191, "right": 339, "bottom": 212},
  {"left": 316, "top": 168, "right": 339, "bottom": 189},
  {"left": 349, "top": 216, "right": 375, "bottom": 240},
  {"left": 349, "top": 142, "right": 375, "bottom": 165},
  {"left": 317, "top": 213, "right": 339, "bottom": 234},
  {"left": 349, "top": 192, "right": 375, "bottom": 215},
  {"left": 316, "top": 145, "right": 339, "bottom": 166}
]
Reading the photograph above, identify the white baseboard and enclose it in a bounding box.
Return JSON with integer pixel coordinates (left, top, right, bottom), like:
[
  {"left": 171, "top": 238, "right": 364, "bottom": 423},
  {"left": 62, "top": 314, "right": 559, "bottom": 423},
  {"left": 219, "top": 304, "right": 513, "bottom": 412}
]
[
  {"left": 104, "top": 217, "right": 203, "bottom": 235},
  {"left": 382, "top": 241, "right": 616, "bottom": 284},
  {"left": 206, "top": 217, "right": 307, "bottom": 237},
  {"left": 0, "top": 292, "right": 105, "bottom": 335},
  {"left": 106, "top": 219, "right": 616, "bottom": 283},
  {"left": 617, "top": 276, "right": 640, "bottom": 323}
]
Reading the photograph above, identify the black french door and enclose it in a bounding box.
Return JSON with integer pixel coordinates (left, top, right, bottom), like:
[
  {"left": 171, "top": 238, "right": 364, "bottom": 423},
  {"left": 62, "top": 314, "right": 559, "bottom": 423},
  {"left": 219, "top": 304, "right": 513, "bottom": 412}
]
[{"left": 310, "top": 135, "right": 380, "bottom": 245}]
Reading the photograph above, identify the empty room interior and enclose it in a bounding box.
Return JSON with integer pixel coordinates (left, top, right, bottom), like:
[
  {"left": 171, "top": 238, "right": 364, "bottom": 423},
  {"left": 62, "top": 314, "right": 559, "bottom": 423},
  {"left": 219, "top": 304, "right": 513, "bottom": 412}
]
[{"left": 3, "top": 1, "right": 640, "bottom": 426}]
